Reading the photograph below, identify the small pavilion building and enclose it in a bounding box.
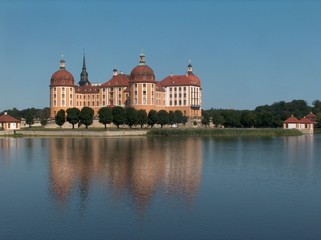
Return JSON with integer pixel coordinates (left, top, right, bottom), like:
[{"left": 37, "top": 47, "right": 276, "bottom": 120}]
[
  {"left": 0, "top": 112, "right": 21, "bottom": 131},
  {"left": 283, "top": 115, "right": 314, "bottom": 134}
]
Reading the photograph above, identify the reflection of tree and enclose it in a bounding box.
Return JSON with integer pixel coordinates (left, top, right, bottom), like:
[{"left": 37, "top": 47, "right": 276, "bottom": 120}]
[{"left": 48, "top": 137, "right": 203, "bottom": 213}]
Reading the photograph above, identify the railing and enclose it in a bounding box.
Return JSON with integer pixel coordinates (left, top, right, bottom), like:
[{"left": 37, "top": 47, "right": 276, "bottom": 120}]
[{"left": 191, "top": 105, "right": 201, "bottom": 110}]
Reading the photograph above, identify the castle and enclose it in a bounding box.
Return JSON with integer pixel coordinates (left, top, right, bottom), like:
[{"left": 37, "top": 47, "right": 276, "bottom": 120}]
[{"left": 49, "top": 52, "right": 202, "bottom": 118}]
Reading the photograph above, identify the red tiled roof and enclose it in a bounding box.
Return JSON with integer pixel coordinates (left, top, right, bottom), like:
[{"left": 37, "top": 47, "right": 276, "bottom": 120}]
[
  {"left": 75, "top": 85, "right": 100, "bottom": 94},
  {"left": 156, "top": 82, "right": 165, "bottom": 92},
  {"left": 101, "top": 74, "right": 129, "bottom": 87},
  {"left": 306, "top": 112, "right": 316, "bottom": 118},
  {"left": 299, "top": 117, "right": 313, "bottom": 124},
  {"left": 50, "top": 69, "right": 75, "bottom": 87},
  {"left": 305, "top": 112, "right": 317, "bottom": 122},
  {"left": 161, "top": 74, "right": 201, "bottom": 87},
  {"left": 0, "top": 114, "right": 20, "bottom": 123},
  {"left": 284, "top": 115, "right": 300, "bottom": 123}
]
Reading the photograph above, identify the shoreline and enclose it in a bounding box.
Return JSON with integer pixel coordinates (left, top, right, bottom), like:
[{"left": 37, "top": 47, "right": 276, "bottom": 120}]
[{"left": 0, "top": 128, "right": 304, "bottom": 138}]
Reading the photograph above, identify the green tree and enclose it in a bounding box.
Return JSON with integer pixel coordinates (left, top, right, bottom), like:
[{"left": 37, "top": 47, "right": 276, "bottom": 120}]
[
  {"left": 98, "top": 107, "right": 113, "bottom": 129},
  {"left": 157, "top": 110, "right": 169, "bottom": 128},
  {"left": 137, "top": 109, "right": 148, "bottom": 128},
  {"left": 313, "top": 100, "right": 321, "bottom": 114},
  {"left": 212, "top": 112, "right": 225, "bottom": 127},
  {"left": 221, "top": 110, "right": 241, "bottom": 127},
  {"left": 112, "top": 106, "right": 126, "bottom": 129},
  {"left": 240, "top": 111, "right": 257, "bottom": 128},
  {"left": 55, "top": 109, "right": 65, "bottom": 128},
  {"left": 316, "top": 113, "right": 321, "bottom": 128},
  {"left": 182, "top": 115, "right": 188, "bottom": 126},
  {"left": 174, "top": 110, "right": 184, "bottom": 125},
  {"left": 168, "top": 111, "right": 177, "bottom": 126},
  {"left": 26, "top": 112, "right": 34, "bottom": 128},
  {"left": 201, "top": 113, "right": 210, "bottom": 127},
  {"left": 40, "top": 118, "right": 48, "bottom": 127},
  {"left": 148, "top": 110, "right": 158, "bottom": 128},
  {"left": 125, "top": 107, "right": 138, "bottom": 129},
  {"left": 79, "top": 107, "right": 94, "bottom": 129},
  {"left": 66, "top": 107, "right": 80, "bottom": 129}
]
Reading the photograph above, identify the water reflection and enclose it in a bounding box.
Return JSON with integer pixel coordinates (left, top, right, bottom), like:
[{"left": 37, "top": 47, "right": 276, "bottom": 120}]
[{"left": 49, "top": 137, "right": 203, "bottom": 211}]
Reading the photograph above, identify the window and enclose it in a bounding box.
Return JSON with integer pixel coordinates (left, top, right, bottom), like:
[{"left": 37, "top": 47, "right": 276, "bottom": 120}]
[
  {"left": 92, "top": 101, "right": 94, "bottom": 106},
  {"left": 118, "top": 87, "right": 121, "bottom": 91},
  {"left": 170, "top": 88, "right": 172, "bottom": 92},
  {"left": 143, "top": 98, "right": 146, "bottom": 104},
  {"left": 143, "top": 91, "right": 146, "bottom": 95},
  {"left": 170, "top": 101, "right": 172, "bottom": 106},
  {"left": 62, "top": 87, "right": 65, "bottom": 91},
  {"left": 135, "top": 91, "right": 137, "bottom": 96},
  {"left": 84, "top": 102, "right": 86, "bottom": 106},
  {"left": 135, "top": 98, "right": 138, "bottom": 104},
  {"left": 118, "top": 100, "right": 121, "bottom": 105},
  {"left": 62, "top": 100, "right": 65, "bottom": 106},
  {"left": 54, "top": 87, "right": 56, "bottom": 91},
  {"left": 97, "top": 101, "right": 99, "bottom": 106},
  {"left": 70, "top": 94, "right": 72, "bottom": 98},
  {"left": 118, "top": 94, "right": 121, "bottom": 99},
  {"left": 84, "top": 95, "right": 86, "bottom": 99},
  {"left": 179, "top": 100, "right": 181, "bottom": 105},
  {"left": 54, "top": 94, "right": 56, "bottom": 98},
  {"left": 135, "top": 84, "right": 137, "bottom": 88},
  {"left": 54, "top": 100, "right": 57, "bottom": 106},
  {"left": 184, "top": 100, "right": 186, "bottom": 105},
  {"left": 143, "top": 83, "right": 146, "bottom": 88},
  {"left": 70, "top": 101, "right": 72, "bottom": 106},
  {"left": 103, "top": 101, "right": 105, "bottom": 106},
  {"left": 62, "top": 94, "right": 65, "bottom": 98}
]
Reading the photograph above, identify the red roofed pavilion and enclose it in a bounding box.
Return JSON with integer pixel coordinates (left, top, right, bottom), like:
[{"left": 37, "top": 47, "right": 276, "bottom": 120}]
[{"left": 0, "top": 113, "right": 21, "bottom": 131}]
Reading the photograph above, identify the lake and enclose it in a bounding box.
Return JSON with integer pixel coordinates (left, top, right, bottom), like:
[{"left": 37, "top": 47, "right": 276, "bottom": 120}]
[{"left": 1, "top": 135, "right": 321, "bottom": 240}]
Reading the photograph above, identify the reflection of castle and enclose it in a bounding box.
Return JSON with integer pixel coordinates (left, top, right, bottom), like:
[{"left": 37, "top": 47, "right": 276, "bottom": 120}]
[{"left": 49, "top": 137, "right": 203, "bottom": 211}]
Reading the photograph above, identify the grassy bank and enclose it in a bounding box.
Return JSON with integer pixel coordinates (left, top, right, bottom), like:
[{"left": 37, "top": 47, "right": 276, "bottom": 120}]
[{"left": 147, "top": 128, "right": 303, "bottom": 137}]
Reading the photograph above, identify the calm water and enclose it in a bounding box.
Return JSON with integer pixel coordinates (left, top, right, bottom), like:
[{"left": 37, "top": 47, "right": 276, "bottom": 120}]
[{"left": 0, "top": 135, "right": 321, "bottom": 240}]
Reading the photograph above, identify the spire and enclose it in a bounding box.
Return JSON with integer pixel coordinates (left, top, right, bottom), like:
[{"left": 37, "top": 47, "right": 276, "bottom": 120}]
[
  {"left": 59, "top": 54, "right": 65, "bottom": 69},
  {"left": 187, "top": 59, "right": 193, "bottom": 75},
  {"left": 79, "top": 49, "right": 90, "bottom": 86},
  {"left": 82, "top": 49, "right": 86, "bottom": 70},
  {"left": 139, "top": 49, "right": 145, "bottom": 65}
]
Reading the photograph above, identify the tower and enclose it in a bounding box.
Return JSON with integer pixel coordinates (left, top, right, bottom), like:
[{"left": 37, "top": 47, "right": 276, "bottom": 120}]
[{"left": 79, "top": 50, "right": 91, "bottom": 86}]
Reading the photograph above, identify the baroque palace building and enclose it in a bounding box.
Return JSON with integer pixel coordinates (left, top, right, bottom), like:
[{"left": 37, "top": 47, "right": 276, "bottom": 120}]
[{"left": 49, "top": 52, "right": 202, "bottom": 119}]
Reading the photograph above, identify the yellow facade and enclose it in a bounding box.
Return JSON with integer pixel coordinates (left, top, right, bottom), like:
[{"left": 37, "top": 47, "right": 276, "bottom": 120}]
[{"left": 50, "top": 54, "right": 202, "bottom": 119}]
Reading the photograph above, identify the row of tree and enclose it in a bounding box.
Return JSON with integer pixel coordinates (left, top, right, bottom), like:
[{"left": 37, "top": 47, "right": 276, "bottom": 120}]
[
  {"left": 3, "top": 99, "right": 321, "bottom": 129},
  {"left": 202, "top": 99, "right": 321, "bottom": 128},
  {"left": 55, "top": 107, "right": 188, "bottom": 129}
]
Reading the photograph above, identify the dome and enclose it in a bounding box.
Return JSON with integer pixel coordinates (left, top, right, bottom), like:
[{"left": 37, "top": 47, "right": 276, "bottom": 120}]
[
  {"left": 50, "top": 69, "right": 75, "bottom": 87},
  {"left": 129, "top": 52, "right": 156, "bottom": 83},
  {"left": 130, "top": 65, "right": 155, "bottom": 83},
  {"left": 50, "top": 59, "right": 75, "bottom": 87}
]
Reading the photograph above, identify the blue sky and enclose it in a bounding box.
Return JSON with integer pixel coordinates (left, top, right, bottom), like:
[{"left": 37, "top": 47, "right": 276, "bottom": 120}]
[{"left": 1, "top": 0, "right": 321, "bottom": 111}]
